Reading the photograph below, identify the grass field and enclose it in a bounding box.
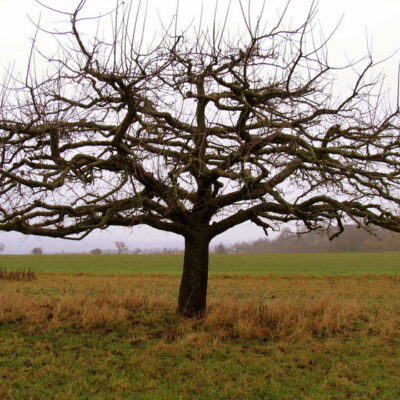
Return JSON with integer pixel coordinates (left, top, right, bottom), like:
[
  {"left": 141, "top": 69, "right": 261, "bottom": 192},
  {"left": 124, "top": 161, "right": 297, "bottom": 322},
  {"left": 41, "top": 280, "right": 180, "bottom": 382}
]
[
  {"left": 0, "top": 253, "right": 399, "bottom": 399},
  {"left": 1, "top": 251, "right": 400, "bottom": 275}
]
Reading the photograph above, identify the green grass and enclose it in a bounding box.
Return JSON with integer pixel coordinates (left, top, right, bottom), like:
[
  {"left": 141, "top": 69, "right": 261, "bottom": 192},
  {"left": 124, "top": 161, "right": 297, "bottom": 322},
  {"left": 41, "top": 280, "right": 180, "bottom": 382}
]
[
  {"left": 1, "top": 255, "right": 400, "bottom": 399},
  {"left": 0, "top": 252, "right": 399, "bottom": 275},
  {"left": 1, "top": 322, "right": 399, "bottom": 400}
]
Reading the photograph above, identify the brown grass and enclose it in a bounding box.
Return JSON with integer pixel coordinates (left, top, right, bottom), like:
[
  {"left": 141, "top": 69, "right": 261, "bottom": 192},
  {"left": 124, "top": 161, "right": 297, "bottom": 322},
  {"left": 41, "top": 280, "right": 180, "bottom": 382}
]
[
  {"left": 0, "top": 288, "right": 172, "bottom": 328},
  {"left": 205, "top": 293, "right": 364, "bottom": 340},
  {"left": 1, "top": 273, "right": 399, "bottom": 341},
  {"left": 0, "top": 268, "right": 37, "bottom": 281}
]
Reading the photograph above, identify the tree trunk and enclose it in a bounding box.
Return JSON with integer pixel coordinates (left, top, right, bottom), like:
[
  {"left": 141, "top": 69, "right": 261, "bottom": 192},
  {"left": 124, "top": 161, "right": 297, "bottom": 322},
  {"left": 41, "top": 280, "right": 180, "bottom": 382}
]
[{"left": 178, "top": 232, "right": 210, "bottom": 317}]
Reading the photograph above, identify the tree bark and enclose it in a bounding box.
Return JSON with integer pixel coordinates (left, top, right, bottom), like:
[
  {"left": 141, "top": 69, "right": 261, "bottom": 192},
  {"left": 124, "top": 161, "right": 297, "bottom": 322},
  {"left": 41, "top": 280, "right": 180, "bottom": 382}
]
[{"left": 178, "top": 231, "right": 210, "bottom": 317}]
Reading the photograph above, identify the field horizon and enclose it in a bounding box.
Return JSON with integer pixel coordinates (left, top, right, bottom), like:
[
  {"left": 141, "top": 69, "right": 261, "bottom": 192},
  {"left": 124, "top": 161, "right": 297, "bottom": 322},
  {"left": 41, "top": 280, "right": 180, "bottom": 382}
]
[{"left": 0, "top": 251, "right": 399, "bottom": 275}]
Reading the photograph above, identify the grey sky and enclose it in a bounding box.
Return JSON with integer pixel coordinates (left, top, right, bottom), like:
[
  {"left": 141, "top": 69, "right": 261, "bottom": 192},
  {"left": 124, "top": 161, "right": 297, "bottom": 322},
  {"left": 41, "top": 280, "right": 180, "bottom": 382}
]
[{"left": 0, "top": 0, "right": 399, "bottom": 254}]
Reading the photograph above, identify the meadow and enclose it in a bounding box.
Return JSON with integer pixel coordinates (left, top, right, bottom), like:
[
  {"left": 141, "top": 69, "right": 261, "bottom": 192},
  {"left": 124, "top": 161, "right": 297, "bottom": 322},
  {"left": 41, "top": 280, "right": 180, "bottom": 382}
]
[
  {"left": 1, "top": 251, "right": 400, "bottom": 275},
  {"left": 0, "top": 253, "right": 399, "bottom": 399}
]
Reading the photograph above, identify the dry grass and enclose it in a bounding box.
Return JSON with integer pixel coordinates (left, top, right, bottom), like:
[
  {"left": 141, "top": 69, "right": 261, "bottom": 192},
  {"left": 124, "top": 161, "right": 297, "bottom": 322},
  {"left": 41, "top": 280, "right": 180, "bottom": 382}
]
[
  {"left": 205, "top": 293, "right": 364, "bottom": 340},
  {"left": 0, "top": 273, "right": 399, "bottom": 341},
  {"left": 0, "top": 288, "right": 172, "bottom": 329},
  {"left": 1, "top": 273, "right": 399, "bottom": 400},
  {"left": 0, "top": 268, "right": 37, "bottom": 281}
]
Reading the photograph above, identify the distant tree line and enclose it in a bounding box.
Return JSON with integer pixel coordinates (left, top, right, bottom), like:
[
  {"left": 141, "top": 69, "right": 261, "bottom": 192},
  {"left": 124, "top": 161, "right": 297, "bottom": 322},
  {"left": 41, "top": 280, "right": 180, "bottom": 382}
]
[
  {"left": 90, "top": 242, "right": 183, "bottom": 255},
  {"left": 225, "top": 226, "right": 400, "bottom": 254}
]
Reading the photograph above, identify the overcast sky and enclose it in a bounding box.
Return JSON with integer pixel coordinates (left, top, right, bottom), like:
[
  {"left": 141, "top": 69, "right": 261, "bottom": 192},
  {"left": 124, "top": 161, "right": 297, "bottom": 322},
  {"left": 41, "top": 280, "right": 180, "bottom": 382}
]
[{"left": 0, "top": 0, "right": 399, "bottom": 254}]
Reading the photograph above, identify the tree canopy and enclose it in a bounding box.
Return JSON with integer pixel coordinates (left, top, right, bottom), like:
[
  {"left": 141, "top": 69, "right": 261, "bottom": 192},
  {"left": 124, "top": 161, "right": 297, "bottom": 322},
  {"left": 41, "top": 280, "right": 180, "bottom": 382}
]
[{"left": 0, "top": 1, "right": 399, "bottom": 315}]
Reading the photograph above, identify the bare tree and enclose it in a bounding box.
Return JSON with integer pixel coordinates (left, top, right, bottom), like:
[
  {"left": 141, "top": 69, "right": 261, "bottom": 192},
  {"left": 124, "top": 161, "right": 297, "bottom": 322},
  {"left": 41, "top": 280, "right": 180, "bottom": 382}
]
[
  {"left": 0, "top": 243, "right": 5, "bottom": 253},
  {"left": 0, "top": 2, "right": 399, "bottom": 316},
  {"left": 115, "top": 241, "right": 128, "bottom": 255}
]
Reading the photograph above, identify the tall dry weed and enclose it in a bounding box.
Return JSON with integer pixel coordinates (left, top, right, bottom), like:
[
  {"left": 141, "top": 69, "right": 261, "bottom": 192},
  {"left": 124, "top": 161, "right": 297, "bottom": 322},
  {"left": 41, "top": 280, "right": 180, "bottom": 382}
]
[
  {"left": 0, "top": 268, "right": 37, "bottom": 281},
  {"left": 0, "top": 285, "right": 398, "bottom": 341},
  {"left": 0, "top": 289, "right": 173, "bottom": 330},
  {"left": 205, "top": 292, "right": 365, "bottom": 340},
  {"left": 0, "top": 291, "right": 32, "bottom": 323}
]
